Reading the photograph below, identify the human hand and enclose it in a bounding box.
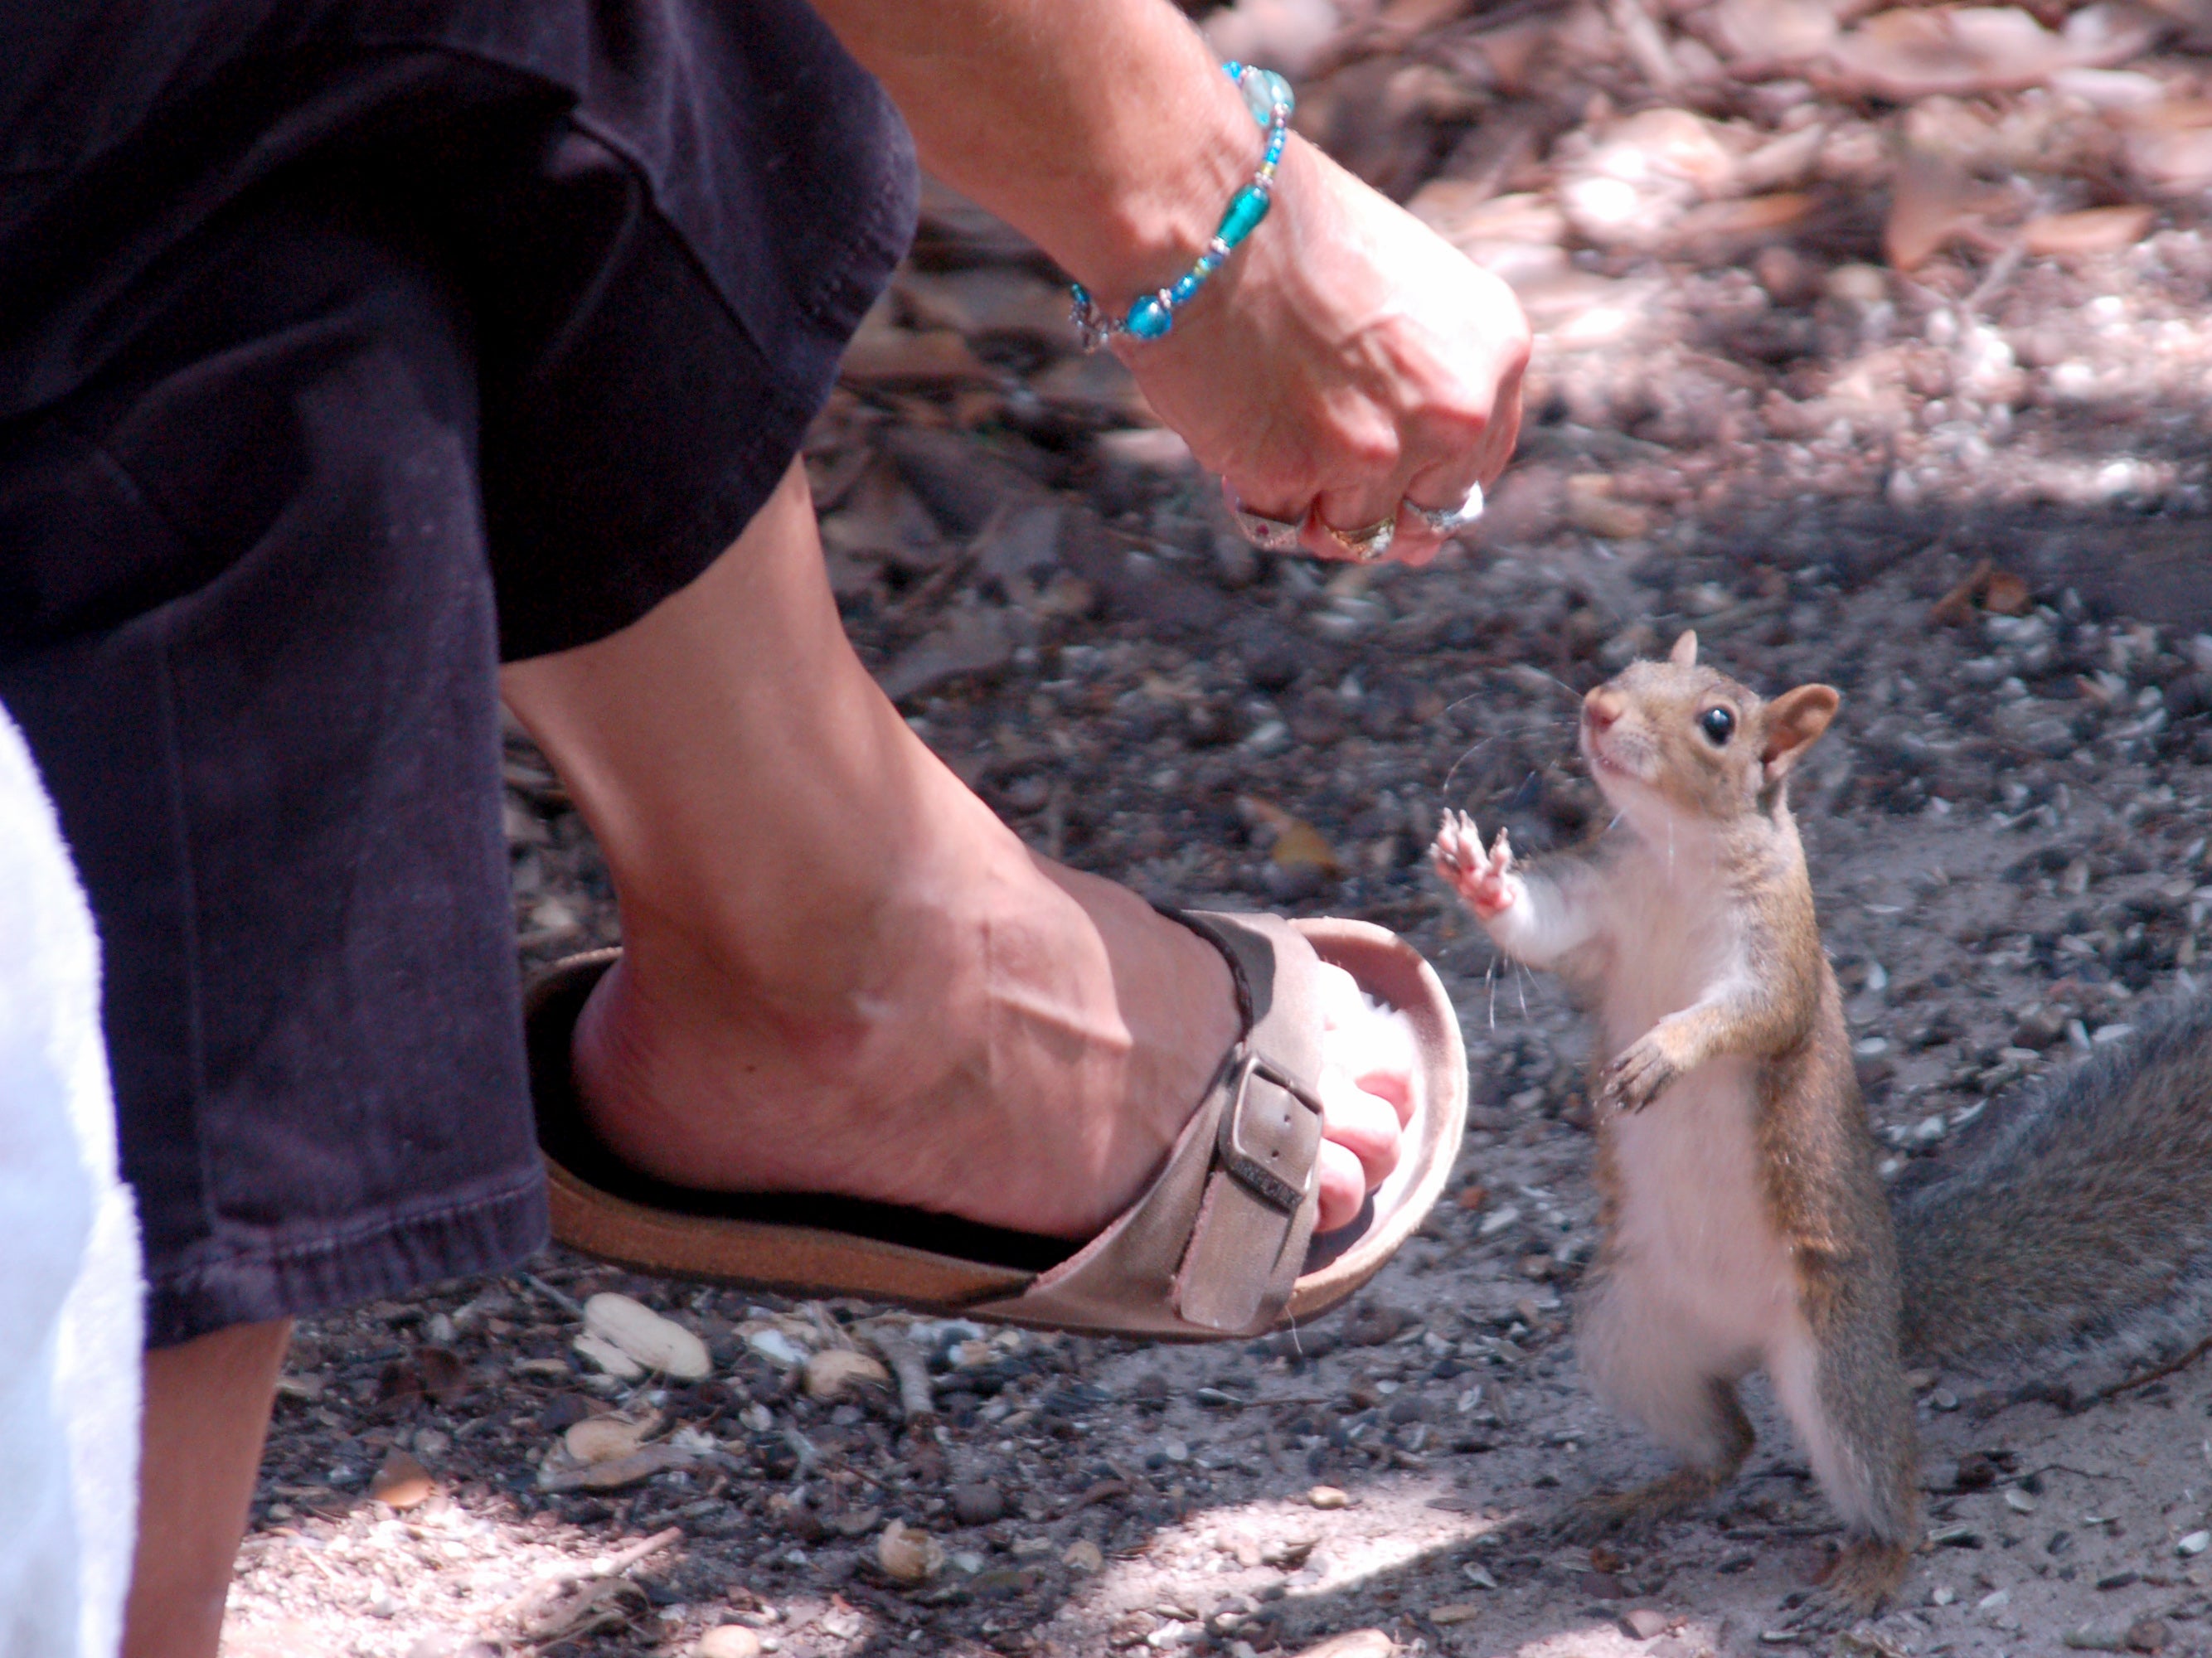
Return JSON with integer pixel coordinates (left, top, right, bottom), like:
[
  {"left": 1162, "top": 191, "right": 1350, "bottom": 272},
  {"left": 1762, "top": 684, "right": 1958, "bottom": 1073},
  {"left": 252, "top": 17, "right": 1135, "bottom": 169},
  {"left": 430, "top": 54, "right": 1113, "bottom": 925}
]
[{"left": 1123, "top": 139, "right": 1530, "bottom": 566}]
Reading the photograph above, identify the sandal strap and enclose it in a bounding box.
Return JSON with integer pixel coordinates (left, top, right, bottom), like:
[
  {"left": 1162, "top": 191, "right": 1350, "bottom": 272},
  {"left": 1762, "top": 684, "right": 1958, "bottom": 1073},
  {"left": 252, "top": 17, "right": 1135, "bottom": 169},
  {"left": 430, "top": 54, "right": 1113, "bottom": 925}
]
[{"left": 969, "top": 911, "right": 1327, "bottom": 1338}]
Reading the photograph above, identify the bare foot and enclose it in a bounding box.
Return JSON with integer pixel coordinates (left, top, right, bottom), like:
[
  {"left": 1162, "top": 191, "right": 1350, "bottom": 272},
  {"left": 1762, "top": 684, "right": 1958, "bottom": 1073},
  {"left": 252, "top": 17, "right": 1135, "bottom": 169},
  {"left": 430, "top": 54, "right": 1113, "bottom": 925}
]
[
  {"left": 503, "top": 458, "right": 1414, "bottom": 1247},
  {"left": 568, "top": 847, "right": 1415, "bottom": 1240}
]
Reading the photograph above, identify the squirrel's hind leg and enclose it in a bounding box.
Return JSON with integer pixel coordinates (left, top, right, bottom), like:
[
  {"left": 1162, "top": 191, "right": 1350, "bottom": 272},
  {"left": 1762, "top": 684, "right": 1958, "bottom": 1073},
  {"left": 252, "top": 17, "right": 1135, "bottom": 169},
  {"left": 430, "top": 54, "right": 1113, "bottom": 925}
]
[
  {"left": 1552, "top": 1376, "right": 1754, "bottom": 1544},
  {"left": 1769, "top": 1292, "right": 1919, "bottom": 1631}
]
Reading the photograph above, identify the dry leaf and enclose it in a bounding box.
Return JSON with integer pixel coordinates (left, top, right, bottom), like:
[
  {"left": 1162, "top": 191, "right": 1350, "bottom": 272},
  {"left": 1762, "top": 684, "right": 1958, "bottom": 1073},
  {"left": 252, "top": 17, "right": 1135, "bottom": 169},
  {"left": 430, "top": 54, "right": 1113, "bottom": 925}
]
[
  {"left": 1667, "top": 191, "right": 1816, "bottom": 254},
  {"left": 537, "top": 1440, "right": 694, "bottom": 1493},
  {"left": 1565, "top": 474, "right": 1653, "bottom": 540},
  {"left": 1827, "top": 5, "right": 2160, "bottom": 101},
  {"left": 839, "top": 304, "right": 994, "bottom": 388},
  {"left": 1885, "top": 147, "right": 2005, "bottom": 270},
  {"left": 1984, "top": 571, "right": 2033, "bottom": 615},
  {"left": 2022, "top": 204, "right": 2156, "bottom": 255},
  {"left": 1241, "top": 797, "right": 1342, "bottom": 874},
  {"left": 1707, "top": 0, "right": 1842, "bottom": 64},
  {"left": 564, "top": 1412, "right": 659, "bottom": 1467},
  {"left": 371, "top": 1448, "right": 434, "bottom": 1510},
  {"left": 415, "top": 1345, "right": 470, "bottom": 1407}
]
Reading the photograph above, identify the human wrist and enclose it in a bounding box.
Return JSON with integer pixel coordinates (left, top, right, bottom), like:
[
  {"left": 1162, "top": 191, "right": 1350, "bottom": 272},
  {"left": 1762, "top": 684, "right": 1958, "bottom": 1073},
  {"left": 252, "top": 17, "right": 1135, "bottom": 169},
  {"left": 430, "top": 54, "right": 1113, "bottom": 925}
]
[{"left": 1069, "top": 63, "right": 1295, "bottom": 347}]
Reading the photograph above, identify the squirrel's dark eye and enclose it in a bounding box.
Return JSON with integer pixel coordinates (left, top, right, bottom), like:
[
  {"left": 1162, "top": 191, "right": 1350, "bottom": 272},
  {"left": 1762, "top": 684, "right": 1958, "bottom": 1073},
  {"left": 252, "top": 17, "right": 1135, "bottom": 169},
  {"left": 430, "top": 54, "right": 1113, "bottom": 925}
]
[{"left": 1700, "top": 706, "right": 1735, "bottom": 746}]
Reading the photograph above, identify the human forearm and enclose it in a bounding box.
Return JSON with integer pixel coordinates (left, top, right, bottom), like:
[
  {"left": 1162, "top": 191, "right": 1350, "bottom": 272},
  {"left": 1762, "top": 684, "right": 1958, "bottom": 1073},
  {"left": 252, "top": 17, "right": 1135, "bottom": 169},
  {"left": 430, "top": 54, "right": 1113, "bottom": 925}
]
[{"left": 800, "top": 0, "right": 1255, "bottom": 304}]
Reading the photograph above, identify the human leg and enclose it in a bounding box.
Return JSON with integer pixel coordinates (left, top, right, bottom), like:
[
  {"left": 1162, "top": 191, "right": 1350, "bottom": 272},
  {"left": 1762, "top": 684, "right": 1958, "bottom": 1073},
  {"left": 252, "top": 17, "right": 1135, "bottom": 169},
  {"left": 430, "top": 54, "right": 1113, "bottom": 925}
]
[
  {"left": 123, "top": 1320, "right": 290, "bottom": 1658},
  {"left": 500, "top": 458, "right": 1413, "bottom": 1243}
]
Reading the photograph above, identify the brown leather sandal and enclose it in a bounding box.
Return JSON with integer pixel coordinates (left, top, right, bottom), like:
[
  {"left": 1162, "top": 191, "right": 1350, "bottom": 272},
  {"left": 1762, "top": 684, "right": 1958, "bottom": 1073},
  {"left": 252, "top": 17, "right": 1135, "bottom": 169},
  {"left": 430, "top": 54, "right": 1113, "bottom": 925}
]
[{"left": 526, "top": 912, "right": 1466, "bottom": 1340}]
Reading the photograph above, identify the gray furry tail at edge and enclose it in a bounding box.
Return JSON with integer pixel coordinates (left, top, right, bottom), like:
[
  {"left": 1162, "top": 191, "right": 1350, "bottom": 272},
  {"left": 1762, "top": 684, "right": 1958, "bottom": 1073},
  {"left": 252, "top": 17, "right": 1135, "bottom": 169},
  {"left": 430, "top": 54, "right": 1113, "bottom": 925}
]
[{"left": 1895, "top": 994, "right": 2212, "bottom": 1369}]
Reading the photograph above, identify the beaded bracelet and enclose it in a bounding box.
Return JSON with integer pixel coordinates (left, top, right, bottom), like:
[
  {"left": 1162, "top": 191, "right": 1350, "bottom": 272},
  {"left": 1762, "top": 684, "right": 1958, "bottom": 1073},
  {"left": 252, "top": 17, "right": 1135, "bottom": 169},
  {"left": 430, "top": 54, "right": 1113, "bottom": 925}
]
[{"left": 1069, "top": 61, "right": 1295, "bottom": 351}]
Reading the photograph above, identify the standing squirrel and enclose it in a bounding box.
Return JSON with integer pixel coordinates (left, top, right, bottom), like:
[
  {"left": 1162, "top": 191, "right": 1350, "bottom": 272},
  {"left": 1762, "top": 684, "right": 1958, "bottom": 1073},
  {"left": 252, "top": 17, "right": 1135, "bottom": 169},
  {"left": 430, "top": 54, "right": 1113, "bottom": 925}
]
[{"left": 1431, "top": 631, "right": 2212, "bottom": 1629}]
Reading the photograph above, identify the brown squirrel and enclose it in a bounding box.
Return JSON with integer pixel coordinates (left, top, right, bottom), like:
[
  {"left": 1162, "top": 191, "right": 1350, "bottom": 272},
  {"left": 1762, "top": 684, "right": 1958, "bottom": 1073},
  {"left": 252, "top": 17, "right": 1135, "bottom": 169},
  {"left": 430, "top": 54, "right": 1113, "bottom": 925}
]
[{"left": 1432, "top": 630, "right": 2212, "bottom": 1629}]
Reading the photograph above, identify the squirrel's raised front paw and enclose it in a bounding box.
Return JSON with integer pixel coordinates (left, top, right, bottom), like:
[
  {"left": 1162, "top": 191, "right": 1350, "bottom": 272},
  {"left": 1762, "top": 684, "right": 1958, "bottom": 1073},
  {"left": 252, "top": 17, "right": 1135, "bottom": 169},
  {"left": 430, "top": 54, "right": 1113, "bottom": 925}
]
[
  {"left": 1431, "top": 811, "right": 1516, "bottom": 919},
  {"left": 1598, "top": 1035, "right": 1676, "bottom": 1113}
]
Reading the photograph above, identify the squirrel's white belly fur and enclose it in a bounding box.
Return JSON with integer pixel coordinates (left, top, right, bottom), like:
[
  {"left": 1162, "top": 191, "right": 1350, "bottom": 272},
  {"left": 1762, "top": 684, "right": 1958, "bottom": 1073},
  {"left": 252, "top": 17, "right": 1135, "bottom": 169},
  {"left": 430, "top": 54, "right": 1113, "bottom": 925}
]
[{"left": 1578, "top": 852, "right": 1803, "bottom": 1452}]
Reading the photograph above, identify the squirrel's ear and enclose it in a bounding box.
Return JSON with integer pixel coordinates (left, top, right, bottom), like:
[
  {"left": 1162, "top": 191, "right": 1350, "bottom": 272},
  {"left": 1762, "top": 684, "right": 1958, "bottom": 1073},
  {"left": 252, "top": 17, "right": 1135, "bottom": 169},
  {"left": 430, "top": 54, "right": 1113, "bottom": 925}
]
[
  {"left": 1670, "top": 631, "right": 1699, "bottom": 667},
  {"left": 1762, "top": 685, "right": 1840, "bottom": 783}
]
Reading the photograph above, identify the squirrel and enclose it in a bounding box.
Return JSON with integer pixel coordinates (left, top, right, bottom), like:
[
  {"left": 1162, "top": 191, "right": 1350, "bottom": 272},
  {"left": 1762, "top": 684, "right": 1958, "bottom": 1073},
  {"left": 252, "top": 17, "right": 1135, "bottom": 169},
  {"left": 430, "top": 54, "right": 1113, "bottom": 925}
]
[{"left": 1430, "top": 629, "right": 2212, "bottom": 1629}]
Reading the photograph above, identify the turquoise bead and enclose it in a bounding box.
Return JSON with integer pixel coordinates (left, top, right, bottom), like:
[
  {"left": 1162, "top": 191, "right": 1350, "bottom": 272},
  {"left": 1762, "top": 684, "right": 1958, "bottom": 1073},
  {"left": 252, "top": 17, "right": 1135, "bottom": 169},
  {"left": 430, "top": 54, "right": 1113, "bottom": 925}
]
[
  {"left": 1170, "top": 270, "right": 1205, "bottom": 305},
  {"left": 1218, "top": 182, "right": 1271, "bottom": 248},
  {"left": 1238, "top": 66, "right": 1295, "bottom": 128},
  {"left": 1127, "top": 294, "right": 1174, "bottom": 339}
]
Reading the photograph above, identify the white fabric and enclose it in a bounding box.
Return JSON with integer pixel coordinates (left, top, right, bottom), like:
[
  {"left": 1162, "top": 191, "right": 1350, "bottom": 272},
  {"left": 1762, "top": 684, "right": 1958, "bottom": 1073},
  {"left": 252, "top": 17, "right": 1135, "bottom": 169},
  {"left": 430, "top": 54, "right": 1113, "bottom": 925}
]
[{"left": 0, "top": 704, "right": 143, "bottom": 1658}]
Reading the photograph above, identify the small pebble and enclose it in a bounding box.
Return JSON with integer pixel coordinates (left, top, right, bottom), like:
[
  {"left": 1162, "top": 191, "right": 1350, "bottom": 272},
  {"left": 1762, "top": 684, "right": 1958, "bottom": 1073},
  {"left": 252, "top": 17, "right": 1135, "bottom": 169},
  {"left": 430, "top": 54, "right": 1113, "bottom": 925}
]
[
  {"left": 2128, "top": 1618, "right": 2171, "bottom": 1654},
  {"left": 802, "top": 1348, "right": 890, "bottom": 1403},
  {"left": 876, "top": 1519, "right": 945, "bottom": 1585},
  {"left": 696, "top": 1630, "right": 763, "bottom": 1658},
  {"left": 1063, "top": 1539, "right": 1105, "bottom": 1573},
  {"left": 1307, "top": 1486, "right": 1350, "bottom": 1510},
  {"left": 1287, "top": 1633, "right": 1393, "bottom": 1658},
  {"left": 950, "top": 1481, "right": 1006, "bottom": 1526},
  {"left": 2177, "top": 1530, "right": 2210, "bottom": 1556},
  {"left": 1621, "top": 1607, "right": 1671, "bottom": 1640}
]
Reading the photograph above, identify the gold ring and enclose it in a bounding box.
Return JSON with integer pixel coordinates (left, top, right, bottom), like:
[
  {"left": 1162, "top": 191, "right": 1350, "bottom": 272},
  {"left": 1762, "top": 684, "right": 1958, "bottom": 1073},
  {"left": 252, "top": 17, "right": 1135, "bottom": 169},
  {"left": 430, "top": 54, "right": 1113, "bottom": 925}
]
[{"left": 1323, "top": 515, "right": 1397, "bottom": 563}]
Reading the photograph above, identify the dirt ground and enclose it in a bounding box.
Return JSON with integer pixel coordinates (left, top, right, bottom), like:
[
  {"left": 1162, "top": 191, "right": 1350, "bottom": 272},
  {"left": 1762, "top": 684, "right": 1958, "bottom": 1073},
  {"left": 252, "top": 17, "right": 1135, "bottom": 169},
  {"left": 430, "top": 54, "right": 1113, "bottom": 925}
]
[{"left": 225, "top": 2, "right": 2212, "bottom": 1655}]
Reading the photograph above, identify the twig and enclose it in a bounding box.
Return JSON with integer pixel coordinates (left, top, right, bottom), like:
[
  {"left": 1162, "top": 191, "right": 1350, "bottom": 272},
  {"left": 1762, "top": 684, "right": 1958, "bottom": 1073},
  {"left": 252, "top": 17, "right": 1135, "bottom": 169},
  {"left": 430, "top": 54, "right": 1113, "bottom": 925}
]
[
  {"left": 2089, "top": 1332, "right": 2212, "bottom": 1407},
  {"left": 524, "top": 1273, "right": 585, "bottom": 1321},
  {"left": 889, "top": 502, "right": 1007, "bottom": 622},
  {"left": 599, "top": 1525, "right": 684, "bottom": 1577},
  {"left": 869, "top": 1327, "right": 936, "bottom": 1421}
]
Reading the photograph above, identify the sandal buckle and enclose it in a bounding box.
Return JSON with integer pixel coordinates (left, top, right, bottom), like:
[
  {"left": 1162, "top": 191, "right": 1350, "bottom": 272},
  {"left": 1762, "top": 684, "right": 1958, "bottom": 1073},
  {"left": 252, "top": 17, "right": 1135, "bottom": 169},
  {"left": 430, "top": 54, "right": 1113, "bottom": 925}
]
[{"left": 1218, "top": 1049, "right": 1324, "bottom": 1214}]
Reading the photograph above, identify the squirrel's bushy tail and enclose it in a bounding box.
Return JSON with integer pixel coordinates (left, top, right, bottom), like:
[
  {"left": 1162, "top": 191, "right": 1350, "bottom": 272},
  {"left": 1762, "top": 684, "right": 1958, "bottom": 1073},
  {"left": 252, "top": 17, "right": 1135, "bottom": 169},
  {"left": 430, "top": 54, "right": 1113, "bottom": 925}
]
[{"left": 1896, "top": 996, "right": 2212, "bottom": 1367}]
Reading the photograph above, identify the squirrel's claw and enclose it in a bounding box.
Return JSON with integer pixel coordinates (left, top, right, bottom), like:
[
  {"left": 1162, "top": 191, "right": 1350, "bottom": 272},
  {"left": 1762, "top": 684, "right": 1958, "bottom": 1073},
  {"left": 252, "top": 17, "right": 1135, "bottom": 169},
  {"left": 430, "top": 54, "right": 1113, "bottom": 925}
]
[
  {"left": 1433, "top": 811, "right": 1517, "bottom": 917},
  {"left": 1773, "top": 1538, "right": 1909, "bottom": 1636},
  {"left": 1599, "top": 1035, "right": 1676, "bottom": 1113}
]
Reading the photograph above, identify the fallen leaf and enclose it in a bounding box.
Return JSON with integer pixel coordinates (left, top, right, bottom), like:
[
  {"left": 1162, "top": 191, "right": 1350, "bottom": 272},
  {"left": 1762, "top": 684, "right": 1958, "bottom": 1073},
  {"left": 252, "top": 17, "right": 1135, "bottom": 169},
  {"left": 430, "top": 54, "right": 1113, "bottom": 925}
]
[
  {"left": 537, "top": 1440, "right": 694, "bottom": 1493},
  {"left": 371, "top": 1449, "right": 434, "bottom": 1510},
  {"left": 1885, "top": 146, "right": 2005, "bottom": 270},
  {"left": 1240, "top": 797, "right": 1341, "bottom": 874},
  {"left": 415, "top": 1345, "right": 470, "bottom": 1407},
  {"left": 838, "top": 308, "right": 995, "bottom": 387},
  {"left": 1565, "top": 474, "right": 1652, "bottom": 540},
  {"left": 564, "top": 1412, "right": 659, "bottom": 1467},
  {"left": 2022, "top": 205, "right": 2156, "bottom": 256},
  {"left": 1828, "top": 5, "right": 2161, "bottom": 100},
  {"left": 1706, "top": 0, "right": 1841, "bottom": 64},
  {"left": 876, "top": 608, "right": 1016, "bottom": 705},
  {"left": 1984, "top": 570, "right": 2033, "bottom": 615}
]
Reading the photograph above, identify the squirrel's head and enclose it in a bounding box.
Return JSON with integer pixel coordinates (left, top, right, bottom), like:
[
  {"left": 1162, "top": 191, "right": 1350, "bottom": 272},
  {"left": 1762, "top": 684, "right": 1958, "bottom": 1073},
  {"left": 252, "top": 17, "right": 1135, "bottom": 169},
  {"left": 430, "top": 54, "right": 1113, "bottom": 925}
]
[{"left": 1579, "top": 631, "right": 1839, "bottom": 835}]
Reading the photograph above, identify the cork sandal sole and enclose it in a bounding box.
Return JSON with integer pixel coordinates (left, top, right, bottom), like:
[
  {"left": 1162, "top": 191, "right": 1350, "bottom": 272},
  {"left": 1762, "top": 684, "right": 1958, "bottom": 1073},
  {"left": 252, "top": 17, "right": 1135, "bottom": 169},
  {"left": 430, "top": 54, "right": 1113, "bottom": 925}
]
[{"left": 527, "top": 915, "right": 1466, "bottom": 1339}]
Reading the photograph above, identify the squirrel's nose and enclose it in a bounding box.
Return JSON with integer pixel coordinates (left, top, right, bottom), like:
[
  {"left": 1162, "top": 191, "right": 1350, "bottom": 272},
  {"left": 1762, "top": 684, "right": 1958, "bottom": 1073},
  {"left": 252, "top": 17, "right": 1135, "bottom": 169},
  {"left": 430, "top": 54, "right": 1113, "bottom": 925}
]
[{"left": 1584, "top": 687, "right": 1625, "bottom": 731}]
